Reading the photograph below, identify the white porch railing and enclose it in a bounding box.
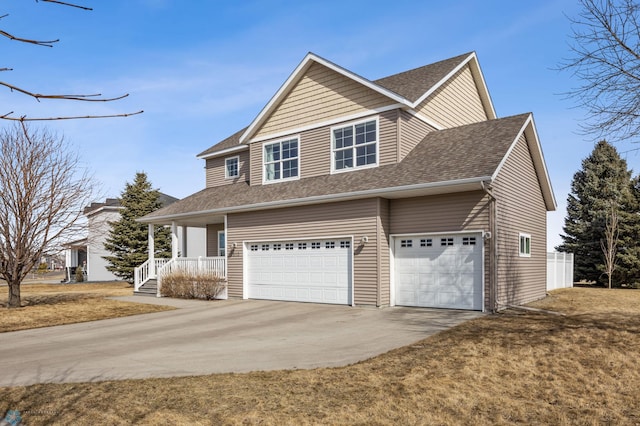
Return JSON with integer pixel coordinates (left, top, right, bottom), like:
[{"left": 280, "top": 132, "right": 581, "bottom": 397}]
[
  {"left": 157, "top": 256, "right": 226, "bottom": 296},
  {"left": 134, "top": 258, "right": 171, "bottom": 291}
]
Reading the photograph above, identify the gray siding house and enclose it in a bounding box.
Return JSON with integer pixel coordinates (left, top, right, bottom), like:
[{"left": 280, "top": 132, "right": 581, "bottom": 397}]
[{"left": 138, "top": 52, "right": 556, "bottom": 311}]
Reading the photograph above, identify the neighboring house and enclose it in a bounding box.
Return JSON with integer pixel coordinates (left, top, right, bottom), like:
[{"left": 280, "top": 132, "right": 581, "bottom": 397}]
[
  {"left": 62, "top": 237, "right": 88, "bottom": 282},
  {"left": 79, "top": 196, "right": 207, "bottom": 282},
  {"left": 138, "top": 51, "right": 556, "bottom": 311}
]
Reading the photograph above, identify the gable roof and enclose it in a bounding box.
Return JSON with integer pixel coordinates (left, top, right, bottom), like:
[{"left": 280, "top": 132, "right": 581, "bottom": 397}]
[
  {"left": 141, "top": 113, "right": 553, "bottom": 225},
  {"left": 197, "top": 52, "right": 496, "bottom": 159}
]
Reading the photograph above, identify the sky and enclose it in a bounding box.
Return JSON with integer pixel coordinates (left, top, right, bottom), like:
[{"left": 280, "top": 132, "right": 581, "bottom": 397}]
[{"left": 2, "top": 0, "right": 639, "bottom": 251}]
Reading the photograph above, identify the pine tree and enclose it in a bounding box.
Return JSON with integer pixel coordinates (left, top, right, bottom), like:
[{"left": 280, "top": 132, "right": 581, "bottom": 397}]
[
  {"left": 557, "top": 141, "right": 639, "bottom": 286},
  {"left": 103, "top": 172, "right": 172, "bottom": 283}
]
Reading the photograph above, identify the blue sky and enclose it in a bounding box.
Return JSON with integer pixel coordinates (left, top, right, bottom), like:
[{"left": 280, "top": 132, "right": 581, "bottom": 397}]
[{"left": 2, "top": 0, "right": 638, "bottom": 251}]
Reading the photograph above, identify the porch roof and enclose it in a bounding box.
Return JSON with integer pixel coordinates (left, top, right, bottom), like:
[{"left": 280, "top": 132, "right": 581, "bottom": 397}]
[{"left": 140, "top": 113, "right": 551, "bottom": 226}]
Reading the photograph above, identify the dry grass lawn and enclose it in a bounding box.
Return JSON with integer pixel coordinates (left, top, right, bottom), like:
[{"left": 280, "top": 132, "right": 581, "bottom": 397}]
[
  {"left": 1, "top": 287, "right": 639, "bottom": 425},
  {"left": 0, "top": 282, "right": 174, "bottom": 332}
]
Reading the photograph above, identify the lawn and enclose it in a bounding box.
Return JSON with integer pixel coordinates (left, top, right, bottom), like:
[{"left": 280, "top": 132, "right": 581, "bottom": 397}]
[
  {"left": 0, "top": 282, "right": 174, "bottom": 332},
  {"left": 1, "top": 287, "right": 639, "bottom": 425}
]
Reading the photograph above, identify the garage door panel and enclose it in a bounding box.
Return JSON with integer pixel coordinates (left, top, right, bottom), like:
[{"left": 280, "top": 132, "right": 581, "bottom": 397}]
[
  {"left": 395, "top": 233, "right": 482, "bottom": 311},
  {"left": 248, "top": 239, "right": 351, "bottom": 305}
]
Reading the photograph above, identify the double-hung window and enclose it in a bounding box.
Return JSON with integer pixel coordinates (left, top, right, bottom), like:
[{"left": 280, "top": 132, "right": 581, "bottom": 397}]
[
  {"left": 332, "top": 119, "right": 377, "bottom": 172},
  {"left": 519, "top": 233, "right": 531, "bottom": 257},
  {"left": 264, "top": 138, "right": 299, "bottom": 182},
  {"left": 225, "top": 156, "right": 239, "bottom": 179}
]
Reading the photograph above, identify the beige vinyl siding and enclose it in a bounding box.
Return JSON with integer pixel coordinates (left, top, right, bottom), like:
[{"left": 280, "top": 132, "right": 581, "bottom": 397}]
[
  {"left": 378, "top": 198, "right": 391, "bottom": 306},
  {"left": 390, "top": 191, "right": 491, "bottom": 309},
  {"left": 205, "top": 150, "right": 250, "bottom": 188},
  {"left": 399, "top": 110, "right": 437, "bottom": 160},
  {"left": 250, "top": 110, "right": 399, "bottom": 184},
  {"left": 226, "top": 198, "right": 381, "bottom": 305},
  {"left": 493, "top": 134, "right": 547, "bottom": 307},
  {"left": 206, "top": 223, "right": 224, "bottom": 257},
  {"left": 255, "top": 62, "right": 394, "bottom": 140},
  {"left": 416, "top": 64, "right": 488, "bottom": 129}
]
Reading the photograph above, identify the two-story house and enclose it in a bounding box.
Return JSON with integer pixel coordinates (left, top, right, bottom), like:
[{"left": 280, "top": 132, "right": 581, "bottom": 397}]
[{"left": 138, "top": 51, "right": 556, "bottom": 311}]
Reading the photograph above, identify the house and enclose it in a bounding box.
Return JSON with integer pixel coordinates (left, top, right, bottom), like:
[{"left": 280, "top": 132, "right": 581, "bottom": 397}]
[
  {"left": 68, "top": 196, "right": 207, "bottom": 282},
  {"left": 137, "top": 51, "right": 556, "bottom": 311}
]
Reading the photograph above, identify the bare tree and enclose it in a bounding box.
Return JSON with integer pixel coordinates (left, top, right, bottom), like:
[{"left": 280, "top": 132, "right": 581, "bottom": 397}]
[
  {"left": 0, "top": 124, "right": 97, "bottom": 308},
  {"left": 600, "top": 201, "right": 620, "bottom": 288},
  {"left": 1, "top": 0, "right": 142, "bottom": 121},
  {"left": 561, "top": 0, "right": 640, "bottom": 142}
]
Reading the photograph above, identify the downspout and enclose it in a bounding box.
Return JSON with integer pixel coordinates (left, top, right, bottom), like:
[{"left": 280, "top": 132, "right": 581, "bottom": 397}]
[{"left": 481, "top": 181, "right": 497, "bottom": 313}]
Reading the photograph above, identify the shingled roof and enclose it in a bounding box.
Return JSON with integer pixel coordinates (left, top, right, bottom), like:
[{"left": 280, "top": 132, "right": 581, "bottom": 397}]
[
  {"left": 373, "top": 52, "right": 472, "bottom": 102},
  {"left": 197, "top": 127, "right": 247, "bottom": 158},
  {"left": 141, "top": 114, "right": 533, "bottom": 223}
]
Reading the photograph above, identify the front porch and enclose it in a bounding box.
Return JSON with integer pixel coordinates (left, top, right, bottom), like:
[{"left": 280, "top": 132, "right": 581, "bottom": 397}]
[{"left": 134, "top": 221, "right": 227, "bottom": 297}]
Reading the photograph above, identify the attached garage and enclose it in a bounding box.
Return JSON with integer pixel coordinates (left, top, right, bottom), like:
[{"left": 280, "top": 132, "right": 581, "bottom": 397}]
[
  {"left": 246, "top": 238, "right": 352, "bottom": 305},
  {"left": 393, "top": 233, "right": 484, "bottom": 311}
]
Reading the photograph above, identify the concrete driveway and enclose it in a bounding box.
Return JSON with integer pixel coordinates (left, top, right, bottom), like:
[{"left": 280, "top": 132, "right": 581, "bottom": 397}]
[{"left": 0, "top": 297, "right": 482, "bottom": 387}]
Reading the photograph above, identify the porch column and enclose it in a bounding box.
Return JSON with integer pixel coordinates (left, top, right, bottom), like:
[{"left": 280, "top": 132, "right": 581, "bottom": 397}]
[
  {"left": 171, "top": 221, "right": 179, "bottom": 259},
  {"left": 148, "top": 224, "right": 155, "bottom": 277},
  {"left": 181, "top": 226, "right": 188, "bottom": 257}
]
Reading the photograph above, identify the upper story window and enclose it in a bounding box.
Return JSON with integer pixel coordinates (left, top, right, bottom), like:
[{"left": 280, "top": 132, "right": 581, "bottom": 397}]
[
  {"left": 264, "top": 138, "right": 299, "bottom": 183},
  {"left": 225, "top": 156, "right": 239, "bottom": 179},
  {"left": 332, "top": 118, "right": 378, "bottom": 173}
]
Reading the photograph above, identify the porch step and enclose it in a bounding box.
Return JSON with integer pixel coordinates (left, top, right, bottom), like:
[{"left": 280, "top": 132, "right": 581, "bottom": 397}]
[{"left": 134, "top": 279, "right": 158, "bottom": 297}]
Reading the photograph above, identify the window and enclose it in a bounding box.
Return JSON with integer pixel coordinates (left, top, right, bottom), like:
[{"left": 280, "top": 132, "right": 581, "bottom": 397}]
[
  {"left": 285, "top": 243, "right": 294, "bottom": 250},
  {"left": 441, "top": 238, "right": 454, "bottom": 246},
  {"left": 264, "top": 138, "right": 299, "bottom": 182},
  {"left": 325, "top": 241, "right": 335, "bottom": 249},
  {"left": 420, "top": 239, "right": 432, "bottom": 247},
  {"left": 225, "top": 156, "right": 239, "bottom": 179},
  {"left": 250, "top": 244, "right": 258, "bottom": 252},
  {"left": 519, "top": 233, "right": 531, "bottom": 257},
  {"left": 273, "top": 244, "right": 282, "bottom": 251},
  {"left": 332, "top": 119, "right": 377, "bottom": 172},
  {"left": 401, "top": 239, "right": 413, "bottom": 248},
  {"left": 298, "top": 242, "right": 307, "bottom": 250},
  {"left": 463, "top": 237, "right": 476, "bottom": 246},
  {"left": 340, "top": 241, "right": 351, "bottom": 249},
  {"left": 311, "top": 242, "right": 321, "bottom": 250},
  {"left": 218, "top": 231, "right": 226, "bottom": 257},
  {"left": 261, "top": 244, "right": 270, "bottom": 251}
]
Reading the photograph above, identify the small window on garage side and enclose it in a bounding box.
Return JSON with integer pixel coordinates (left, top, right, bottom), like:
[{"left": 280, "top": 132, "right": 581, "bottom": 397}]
[
  {"left": 325, "top": 241, "right": 335, "bottom": 249},
  {"left": 519, "top": 233, "right": 531, "bottom": 257},
  {"left": 311, "top": 242, "right": 321, "bottom": 249},
  {"left": 463, "top": 237, "right": 476, "bottom": 246},
  {"left": 250, "top": 244, "right": 258, "bottom": 251},
  {"left": 441, "top": 238, "right": 454, "bottom": 246},
  {"left": 401, "top": 239, "right": 413, "bottom": 248},
  {"left": 285, "top": 243, "right": 294, "bottom": 250},
  {"left": 298, "top": 242, "right": 307, "bottom": 250},
  {"left": 340, "top": 241, "right": 351, "bottom": 249},
  {"left": 420, "top": 239, "right": 432, "bottom": 247},
  {"left": 225, "top": 156, "right": 239, "bottom": 179},
  {"left": 261, "top": 244, "right": 270, "bottom": 251},
  {"left": 273, "top": 243, "right": 282, "bottom": 251}
]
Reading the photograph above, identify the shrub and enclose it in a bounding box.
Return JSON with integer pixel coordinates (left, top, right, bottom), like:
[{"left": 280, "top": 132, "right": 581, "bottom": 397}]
[
  {"left": 75, "top": 266, "right": 84, "bottom": 282},
  {"left": 159, "top": 270, "right": 226, "bottom": 300}
]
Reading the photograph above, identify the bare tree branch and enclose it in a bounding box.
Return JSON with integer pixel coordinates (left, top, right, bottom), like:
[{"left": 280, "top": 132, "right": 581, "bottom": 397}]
[
  {"left": 0, "top": 81, "right": 130, "bottom": 102},
  {"left": 0, "top": 28, "right": 58, "bottom": 47},
  {"left": 560, "top": 0, "right": 640, "bottom": 142},
  {"left": 39, "top": 0, "right": 93, "bottom": 11},
  {"left": 0, "top": 110, "right": 144, "bottom": 121}
]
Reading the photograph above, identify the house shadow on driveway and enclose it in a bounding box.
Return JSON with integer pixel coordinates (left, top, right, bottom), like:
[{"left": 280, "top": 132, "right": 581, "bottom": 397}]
[{"left": 0, "top": 298, "right": 483, "bottom": 387}]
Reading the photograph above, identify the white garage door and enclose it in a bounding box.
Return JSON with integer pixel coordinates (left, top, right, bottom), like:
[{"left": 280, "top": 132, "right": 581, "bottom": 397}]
[
  {"left": 247, "top": 239, "right": 351, "bottom": 305},
  {"left": 394, "top": 233, "right": 483, "bottom": 310}
]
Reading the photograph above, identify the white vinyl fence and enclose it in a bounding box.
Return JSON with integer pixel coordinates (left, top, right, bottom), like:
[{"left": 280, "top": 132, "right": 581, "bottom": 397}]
[{"left": 547, "top": 252, "right": 574, "bottom": 291}]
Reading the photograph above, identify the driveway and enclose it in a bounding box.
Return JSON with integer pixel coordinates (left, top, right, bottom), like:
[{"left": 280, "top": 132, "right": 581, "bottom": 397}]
[{"left": 0, "top": 298, "right": 482, "bottom": 387}]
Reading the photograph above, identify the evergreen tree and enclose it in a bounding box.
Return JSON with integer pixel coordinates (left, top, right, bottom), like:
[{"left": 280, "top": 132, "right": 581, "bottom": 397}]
[
  {"left": 557, "top": 141, "right": 639, "bottom": 286},
  {"left": 103, "top": 172, "right": 172, "bottom": 283}
]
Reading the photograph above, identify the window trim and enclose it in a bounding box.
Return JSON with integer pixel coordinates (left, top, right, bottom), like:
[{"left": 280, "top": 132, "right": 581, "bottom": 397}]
[
  {"left": 262, "top": 136, "right": 300, "bottom": 184},
  {"left": 519, "top": 233, "right": 531, "bottom": 257},
  {"left": 224, "top": 156, "right": 240, "bottom": 180},
  {"left": 330, "top": 117, "right": 379, "bottom": 174}
]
